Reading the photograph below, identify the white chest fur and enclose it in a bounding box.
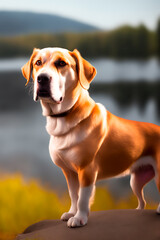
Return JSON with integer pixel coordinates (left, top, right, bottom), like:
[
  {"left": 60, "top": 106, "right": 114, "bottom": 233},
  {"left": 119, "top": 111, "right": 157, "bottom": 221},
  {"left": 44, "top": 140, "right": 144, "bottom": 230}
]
[
  {"left": 46, "top": 112, "right": 93, "bottom": 151},
  {"left": 47, "top": 116, "right": 88, "bottom": 171},
  {"left": 46, "top": 102, "right": 107, "bottom": 171}
]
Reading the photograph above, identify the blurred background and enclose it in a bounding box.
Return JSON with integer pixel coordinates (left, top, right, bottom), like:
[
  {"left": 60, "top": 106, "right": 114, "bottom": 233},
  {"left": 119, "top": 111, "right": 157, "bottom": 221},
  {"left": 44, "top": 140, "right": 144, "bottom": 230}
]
[{"left": 0, "top": 0, "right": 160, "bottom": 238}]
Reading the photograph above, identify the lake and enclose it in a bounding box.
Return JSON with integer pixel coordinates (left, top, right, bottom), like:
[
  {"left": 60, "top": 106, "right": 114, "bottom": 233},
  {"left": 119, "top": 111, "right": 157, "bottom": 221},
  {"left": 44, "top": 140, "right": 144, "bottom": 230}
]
[
  {"left": 0, "top": 57, "right": 160, "bottom": 81},
  {"left": 0, "top": 57, "right": 160, "bottom": 201}
]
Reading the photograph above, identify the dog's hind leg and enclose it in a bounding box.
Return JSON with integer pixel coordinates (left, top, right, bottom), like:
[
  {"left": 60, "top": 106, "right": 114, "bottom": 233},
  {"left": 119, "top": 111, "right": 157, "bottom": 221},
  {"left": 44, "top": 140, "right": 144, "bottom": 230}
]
[
  {"left": 155, "top": 158, "right": 160, "bottom": 214},
  {"left": 157, "top": 203, "right": 160, "bottom": 214},
  {"left": 130, "top": 172, "right": 146, "bottom": 209},
  {"left": 130, "top": 164, "right": 155, "bottom": 209}
]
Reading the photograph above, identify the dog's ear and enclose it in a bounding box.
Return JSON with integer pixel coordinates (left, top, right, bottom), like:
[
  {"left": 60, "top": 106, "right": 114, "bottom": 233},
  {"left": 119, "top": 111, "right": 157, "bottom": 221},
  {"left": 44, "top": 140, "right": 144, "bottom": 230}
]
[
  {"left": 70, "top": 49, "right": 96, "bottom": 90},
  {"left": 21, "top": 48, "right": 39, "bottom": 86}
]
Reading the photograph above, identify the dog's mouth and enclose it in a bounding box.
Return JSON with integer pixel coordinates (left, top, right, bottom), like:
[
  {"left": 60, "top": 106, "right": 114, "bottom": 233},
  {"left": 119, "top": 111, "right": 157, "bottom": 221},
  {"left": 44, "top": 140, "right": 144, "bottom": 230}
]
[
  {"left": 38, "top": 90, "right": 50, "bottom": 98},
  {"left": 35, "top": 89, "right": 51, "bottom": 101},
  {"left": 36, "top": 90, "right": 63, "bottom": 104}
]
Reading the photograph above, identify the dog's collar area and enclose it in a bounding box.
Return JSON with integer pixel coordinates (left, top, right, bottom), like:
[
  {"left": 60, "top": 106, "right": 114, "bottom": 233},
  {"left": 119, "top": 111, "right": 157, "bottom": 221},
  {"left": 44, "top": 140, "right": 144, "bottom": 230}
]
[{"left": 50, "top": 109, "right": 72, "bottom": 118}]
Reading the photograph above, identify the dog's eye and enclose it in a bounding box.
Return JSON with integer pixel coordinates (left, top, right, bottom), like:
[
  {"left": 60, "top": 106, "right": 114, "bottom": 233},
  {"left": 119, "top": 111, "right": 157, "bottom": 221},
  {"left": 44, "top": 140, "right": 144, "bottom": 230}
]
[
  {"left": 35, "top": 60, "right": 42, "bottom": 66},
  {"left": 55, "top": 60, "right": 67, "bottom": 67}
]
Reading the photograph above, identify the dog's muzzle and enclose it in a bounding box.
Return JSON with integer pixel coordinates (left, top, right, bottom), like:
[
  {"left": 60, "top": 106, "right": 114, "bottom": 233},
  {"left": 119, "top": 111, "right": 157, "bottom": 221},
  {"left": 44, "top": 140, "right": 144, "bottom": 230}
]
[{"left": 36, "top": 73, "right": 63, "bottom": 104}]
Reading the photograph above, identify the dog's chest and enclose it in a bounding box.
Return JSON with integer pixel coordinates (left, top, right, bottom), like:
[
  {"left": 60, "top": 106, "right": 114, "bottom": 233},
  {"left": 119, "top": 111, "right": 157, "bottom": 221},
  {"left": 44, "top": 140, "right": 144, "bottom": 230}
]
[
  {"left": 46, "top": 103, "right": 107, "bottom": 171},
  {"left": 47, "top": 116, "right": 87, "bottom": 170},
  {"left": 49, "top": 136, "right": 82, "bottom": 171}
]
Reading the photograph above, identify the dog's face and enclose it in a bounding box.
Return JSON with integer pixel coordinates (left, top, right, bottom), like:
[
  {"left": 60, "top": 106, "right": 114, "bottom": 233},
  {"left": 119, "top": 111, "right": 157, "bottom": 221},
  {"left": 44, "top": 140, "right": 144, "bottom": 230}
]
[{"left": 22, "top": 47, "right": 96, "bottom": 104}]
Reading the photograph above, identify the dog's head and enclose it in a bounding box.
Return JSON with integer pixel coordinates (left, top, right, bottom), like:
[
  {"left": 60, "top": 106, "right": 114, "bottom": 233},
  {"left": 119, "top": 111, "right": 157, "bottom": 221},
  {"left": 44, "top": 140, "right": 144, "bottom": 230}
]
[{"left": 22, "top": 48, "right": 96, "bottom": 104}]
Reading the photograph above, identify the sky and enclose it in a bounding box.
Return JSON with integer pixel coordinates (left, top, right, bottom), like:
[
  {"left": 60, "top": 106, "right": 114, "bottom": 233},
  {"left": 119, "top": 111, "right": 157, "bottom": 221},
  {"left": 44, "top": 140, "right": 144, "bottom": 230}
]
[{"left": 0, "top": 0, "right": 160, "bottom": 30}]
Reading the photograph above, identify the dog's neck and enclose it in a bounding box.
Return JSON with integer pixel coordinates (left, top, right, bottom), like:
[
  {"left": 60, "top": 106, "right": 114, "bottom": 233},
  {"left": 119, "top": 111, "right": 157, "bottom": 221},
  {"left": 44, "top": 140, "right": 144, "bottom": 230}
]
[
  {"left": 49, "top": 107, "right": 73, "bottom": 118},
  {"left": 42, "top": 88, "right": 95, "bottom": 136},
  {"left": 40, "top": 85, "right": 95, "bottom": 118},
  {"left": 40, "top": 85, "right": 81, "bottom": 117}
]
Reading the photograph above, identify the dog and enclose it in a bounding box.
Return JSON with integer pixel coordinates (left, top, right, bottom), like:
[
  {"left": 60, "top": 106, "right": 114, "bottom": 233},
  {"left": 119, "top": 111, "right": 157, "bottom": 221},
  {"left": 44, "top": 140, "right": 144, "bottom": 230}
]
[{"left": 22, "top": 47, "right": 160, "bottom": 228}]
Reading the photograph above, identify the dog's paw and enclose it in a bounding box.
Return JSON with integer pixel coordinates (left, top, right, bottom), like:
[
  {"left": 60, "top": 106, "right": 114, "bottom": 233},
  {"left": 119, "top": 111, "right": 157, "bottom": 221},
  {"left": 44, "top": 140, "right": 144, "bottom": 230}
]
[
  {"left": 61, "top": 212, "right": 74, "bottom": 221},
  {"left": 67, "top": 213, "right": 88, "bottom": 228}
]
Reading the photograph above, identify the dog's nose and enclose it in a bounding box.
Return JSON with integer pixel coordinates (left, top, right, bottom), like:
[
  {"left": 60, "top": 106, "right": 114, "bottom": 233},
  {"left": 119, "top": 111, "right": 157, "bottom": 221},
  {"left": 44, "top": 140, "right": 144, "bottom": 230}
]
[{"left": 37, "top": 73, "right": 50, "bottom": 85}]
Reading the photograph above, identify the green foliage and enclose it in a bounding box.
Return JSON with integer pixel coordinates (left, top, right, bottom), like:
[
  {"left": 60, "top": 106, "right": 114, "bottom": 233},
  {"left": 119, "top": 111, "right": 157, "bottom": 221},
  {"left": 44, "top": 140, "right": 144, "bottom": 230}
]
[
  {"left": 156, "top": 18, "right": 160, "bottom": 57},
  {"left": 0, "top": 174, "right": 156, "bottom": 239},
  {"left": 0, "top": 21, "right": 159, "bottom": 59}
]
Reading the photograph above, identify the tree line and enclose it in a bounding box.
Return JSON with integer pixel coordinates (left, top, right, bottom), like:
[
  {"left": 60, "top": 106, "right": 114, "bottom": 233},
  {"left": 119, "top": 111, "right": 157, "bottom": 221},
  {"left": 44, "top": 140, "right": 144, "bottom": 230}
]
[{"left": 0, "top": 19, "right": 160, "bottom": 59}]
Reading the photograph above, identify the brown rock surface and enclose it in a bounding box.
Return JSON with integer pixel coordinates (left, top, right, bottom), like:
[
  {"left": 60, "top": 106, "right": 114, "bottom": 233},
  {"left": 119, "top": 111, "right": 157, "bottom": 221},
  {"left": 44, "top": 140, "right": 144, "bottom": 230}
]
[{"left": 15, "top": 210, "right": 160, "bottom": 240}]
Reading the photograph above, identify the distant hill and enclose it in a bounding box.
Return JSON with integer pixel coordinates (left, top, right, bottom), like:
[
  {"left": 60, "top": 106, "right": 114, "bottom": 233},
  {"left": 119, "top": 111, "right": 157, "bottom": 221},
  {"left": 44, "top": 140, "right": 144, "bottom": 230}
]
[{"left": 0, "top": 11, "right": 98, "bottom": 36}]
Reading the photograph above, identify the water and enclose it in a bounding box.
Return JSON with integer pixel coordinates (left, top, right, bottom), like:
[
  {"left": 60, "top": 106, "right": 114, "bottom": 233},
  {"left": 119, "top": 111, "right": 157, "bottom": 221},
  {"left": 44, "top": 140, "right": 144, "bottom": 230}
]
[
  {"left": 90, "top": 58, "right": 160, "bottom": 82},
  {"left": 1, "top": 93, "right": 159, "bottom": 200},
  {"left": 0, "top": 57, "right": 160, "bottom": 201},
  {"left": 0, "top": 58, "right": 26, "bottom": 72},
  {"left": 0, "top": 57, "right": 160, "bottom": 81}
]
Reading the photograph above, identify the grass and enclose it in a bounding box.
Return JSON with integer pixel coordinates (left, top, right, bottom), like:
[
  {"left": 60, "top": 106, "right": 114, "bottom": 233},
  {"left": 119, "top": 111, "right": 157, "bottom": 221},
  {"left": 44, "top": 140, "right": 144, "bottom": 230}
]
[{"left": 0, "top": 174, "right": 157, "bottom": 240}]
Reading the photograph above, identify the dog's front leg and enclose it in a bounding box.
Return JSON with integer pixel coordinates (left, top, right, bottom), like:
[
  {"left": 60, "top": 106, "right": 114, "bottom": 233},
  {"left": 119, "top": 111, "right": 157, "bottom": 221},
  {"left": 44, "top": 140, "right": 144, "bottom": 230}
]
[
  {"left": 61, "top": 169, "right": 79, "bottom": 221},
  {"left": 67, "top": 184, "right": 95, "bottom": 227},
  {"left": 67, "top": 168, "right": 97, "bottom": 228}
]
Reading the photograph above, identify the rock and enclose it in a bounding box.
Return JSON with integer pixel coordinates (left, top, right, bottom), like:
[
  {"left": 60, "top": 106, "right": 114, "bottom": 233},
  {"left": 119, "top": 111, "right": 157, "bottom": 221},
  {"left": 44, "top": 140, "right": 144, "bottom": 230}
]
[{"left": 15, "top": 210, "right": 160, "bottom": 240}]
